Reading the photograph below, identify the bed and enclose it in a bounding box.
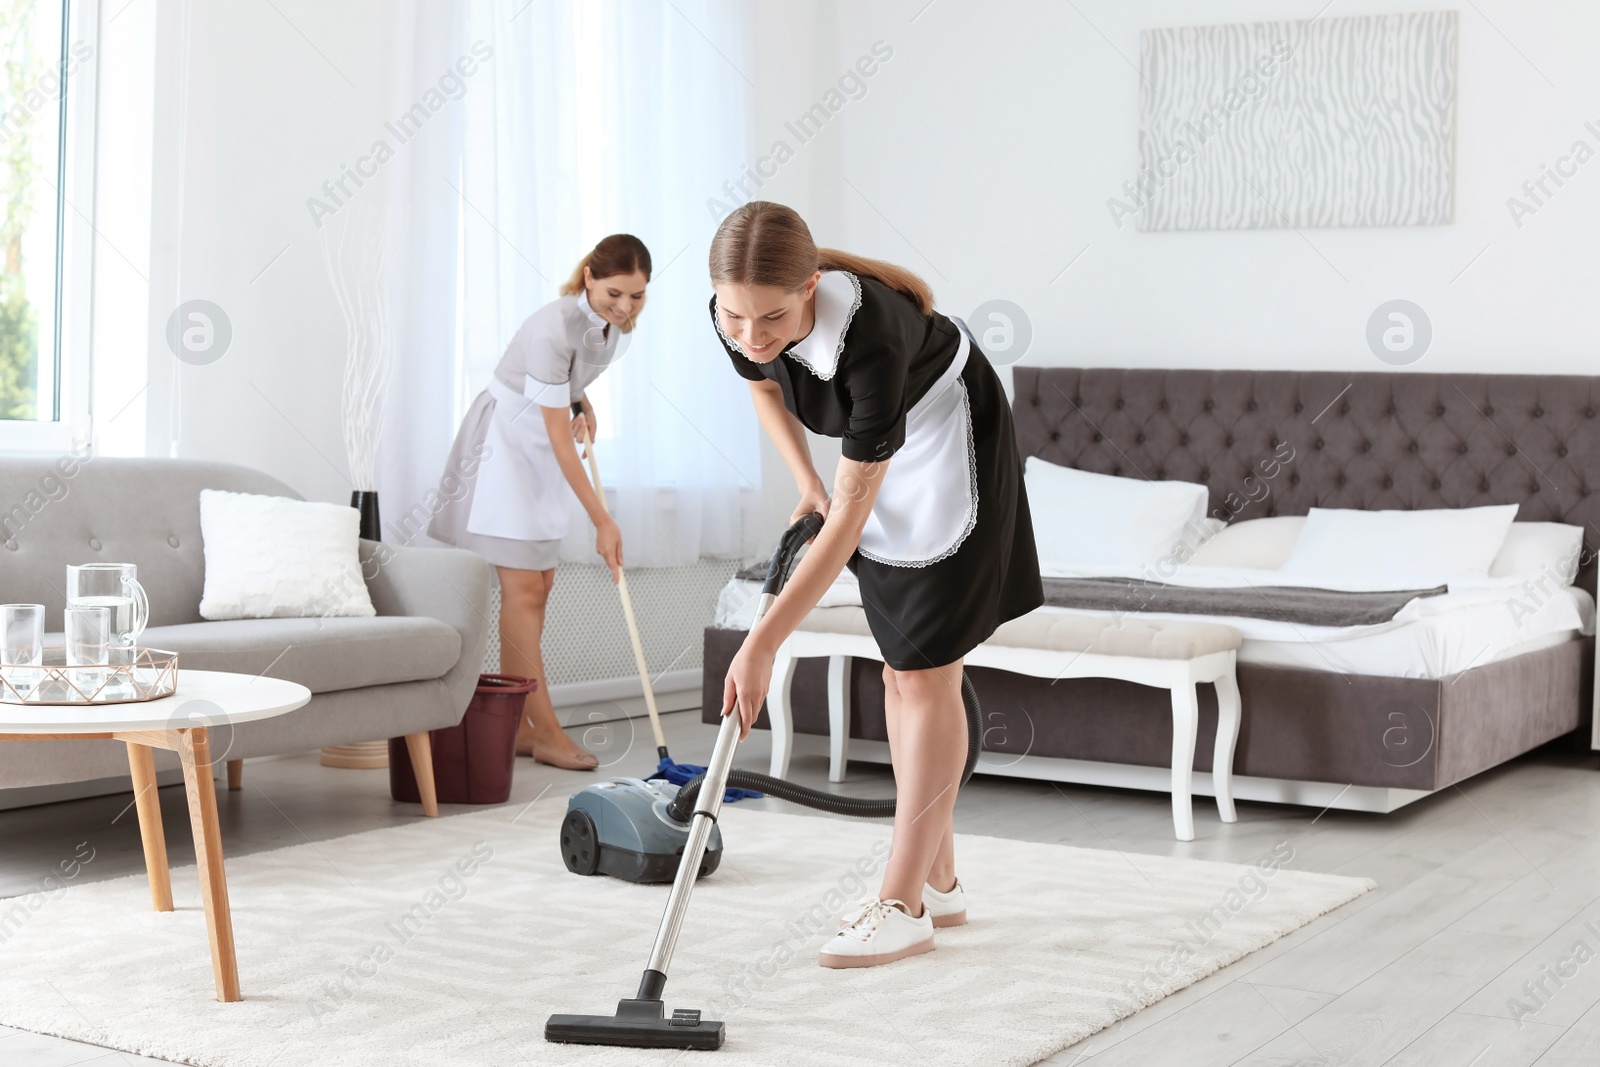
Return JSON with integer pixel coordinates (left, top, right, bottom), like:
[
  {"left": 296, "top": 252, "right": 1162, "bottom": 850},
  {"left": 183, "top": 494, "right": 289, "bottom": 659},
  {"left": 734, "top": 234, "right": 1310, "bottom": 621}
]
[{"left": 702, "top": 368, "right": 1600, "bottom": 812}]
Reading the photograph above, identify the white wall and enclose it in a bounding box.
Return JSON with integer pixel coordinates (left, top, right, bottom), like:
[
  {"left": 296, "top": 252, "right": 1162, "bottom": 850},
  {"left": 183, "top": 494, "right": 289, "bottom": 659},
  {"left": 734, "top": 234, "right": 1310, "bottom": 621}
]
[
  {"left": 801, "top": 0, "right": 1600, "bottom": 374},
  {"left": 726, "top": 1, "right": 1600, "bottom": 541},
  {"left": 138, "top": 0, "right": 397, "bottom": 505}
]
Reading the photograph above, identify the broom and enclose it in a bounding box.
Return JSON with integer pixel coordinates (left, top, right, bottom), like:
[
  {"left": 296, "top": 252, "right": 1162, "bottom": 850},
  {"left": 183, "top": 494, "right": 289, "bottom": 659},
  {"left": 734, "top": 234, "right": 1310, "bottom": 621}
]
[{"left": 573, "top": 402, "right": 759, "bottom": 802}]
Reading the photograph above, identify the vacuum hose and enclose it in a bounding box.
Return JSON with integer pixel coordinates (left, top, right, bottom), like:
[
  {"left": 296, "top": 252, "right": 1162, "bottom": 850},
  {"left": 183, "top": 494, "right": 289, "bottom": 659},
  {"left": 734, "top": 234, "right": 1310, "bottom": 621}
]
[{"left": 666, "top": 514, "right": 982, "bottom": 823}]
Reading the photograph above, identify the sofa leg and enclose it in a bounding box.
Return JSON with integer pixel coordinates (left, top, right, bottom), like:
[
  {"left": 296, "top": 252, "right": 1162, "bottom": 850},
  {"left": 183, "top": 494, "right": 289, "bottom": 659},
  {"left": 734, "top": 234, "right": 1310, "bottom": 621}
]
[
  {"left": 404, "top": 733, "right": 439, "bottom": 817},
  {"left": 226, "top": 760, "right": 243, "bottom": 791}
]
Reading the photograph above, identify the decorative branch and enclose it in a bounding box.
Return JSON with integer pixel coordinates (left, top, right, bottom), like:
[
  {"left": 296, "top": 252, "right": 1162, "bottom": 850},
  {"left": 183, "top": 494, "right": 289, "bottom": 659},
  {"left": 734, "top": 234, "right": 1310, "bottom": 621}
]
[{"left": 320, "top": 197, "right": 394, "bottom": 492}]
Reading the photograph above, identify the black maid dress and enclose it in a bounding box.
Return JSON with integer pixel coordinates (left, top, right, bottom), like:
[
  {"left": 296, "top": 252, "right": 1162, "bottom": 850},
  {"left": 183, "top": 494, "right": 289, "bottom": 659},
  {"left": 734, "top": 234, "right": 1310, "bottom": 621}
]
[{"left": 711, "top": 270, "right": 1043, "bottom": 671}]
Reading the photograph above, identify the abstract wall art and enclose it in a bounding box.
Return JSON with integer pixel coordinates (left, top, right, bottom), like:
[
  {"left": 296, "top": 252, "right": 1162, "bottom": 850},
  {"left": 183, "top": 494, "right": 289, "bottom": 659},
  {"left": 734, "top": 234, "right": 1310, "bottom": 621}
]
[{"left": 1129, "top": 12, "right": 1457, "bottom": 231}]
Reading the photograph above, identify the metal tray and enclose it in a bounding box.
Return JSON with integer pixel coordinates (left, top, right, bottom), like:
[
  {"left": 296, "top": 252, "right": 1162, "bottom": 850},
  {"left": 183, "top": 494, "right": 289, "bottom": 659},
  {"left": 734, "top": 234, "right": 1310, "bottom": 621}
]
[{"left": 0, "top": 648, "right": 180, "bottom": 705}]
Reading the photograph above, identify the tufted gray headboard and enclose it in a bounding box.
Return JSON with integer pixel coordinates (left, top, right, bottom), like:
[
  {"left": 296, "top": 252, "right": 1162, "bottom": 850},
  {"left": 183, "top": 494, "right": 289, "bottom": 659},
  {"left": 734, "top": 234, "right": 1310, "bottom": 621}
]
[{"left": 1011, "top": 368, "right": 1600, "bottom": 597}]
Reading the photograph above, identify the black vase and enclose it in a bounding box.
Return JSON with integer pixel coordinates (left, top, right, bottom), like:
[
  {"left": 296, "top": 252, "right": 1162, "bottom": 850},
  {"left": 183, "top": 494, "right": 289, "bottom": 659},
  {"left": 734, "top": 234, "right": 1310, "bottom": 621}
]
[{"left": 350, "top": 491, "right": 381, "bottom": 541}]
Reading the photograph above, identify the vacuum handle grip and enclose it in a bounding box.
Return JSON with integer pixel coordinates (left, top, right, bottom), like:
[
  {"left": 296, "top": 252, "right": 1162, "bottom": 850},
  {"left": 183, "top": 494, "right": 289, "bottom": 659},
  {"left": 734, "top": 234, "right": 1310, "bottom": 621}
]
[{"left": 762, "top": 512, "right": 824, "bottom": 597}]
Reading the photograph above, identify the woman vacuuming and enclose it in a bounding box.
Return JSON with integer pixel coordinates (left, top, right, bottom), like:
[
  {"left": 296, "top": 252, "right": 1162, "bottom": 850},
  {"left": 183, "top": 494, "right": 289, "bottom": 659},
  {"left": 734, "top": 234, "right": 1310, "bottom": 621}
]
[
  {"left": 430, "top": 234, "right": 651, "bottom": 771},
  {"left": 710, "top": 202, "right": 1042, "bottom": 967}
]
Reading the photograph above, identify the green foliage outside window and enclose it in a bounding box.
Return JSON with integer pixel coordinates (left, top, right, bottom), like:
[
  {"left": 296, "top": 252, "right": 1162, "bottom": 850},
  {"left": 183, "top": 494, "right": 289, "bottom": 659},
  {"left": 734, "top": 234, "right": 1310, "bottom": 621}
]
[{"left": 0, "top": 0, "right": 44, "bottom": 421}]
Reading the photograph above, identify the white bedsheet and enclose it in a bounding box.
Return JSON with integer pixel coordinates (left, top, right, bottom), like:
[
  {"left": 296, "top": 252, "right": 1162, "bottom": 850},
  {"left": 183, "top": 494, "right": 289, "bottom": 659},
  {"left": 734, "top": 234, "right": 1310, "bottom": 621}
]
[{"left": 710, "top": 572, "right": 1595, "bottom": 680}]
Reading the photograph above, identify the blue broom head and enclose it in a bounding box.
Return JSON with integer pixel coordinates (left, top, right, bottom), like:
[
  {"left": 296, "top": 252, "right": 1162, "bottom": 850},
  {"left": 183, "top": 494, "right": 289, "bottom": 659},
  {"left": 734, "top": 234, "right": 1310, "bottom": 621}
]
[{"left": 650, "top": 756, "right": 763, "bottom": 802}]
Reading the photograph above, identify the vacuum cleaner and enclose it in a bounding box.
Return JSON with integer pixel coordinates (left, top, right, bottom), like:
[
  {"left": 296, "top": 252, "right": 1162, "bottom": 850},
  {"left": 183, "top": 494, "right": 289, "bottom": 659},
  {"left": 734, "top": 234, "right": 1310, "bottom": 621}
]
[{"left": 545, "top": 513, "right": 982, "bottom": 1051}]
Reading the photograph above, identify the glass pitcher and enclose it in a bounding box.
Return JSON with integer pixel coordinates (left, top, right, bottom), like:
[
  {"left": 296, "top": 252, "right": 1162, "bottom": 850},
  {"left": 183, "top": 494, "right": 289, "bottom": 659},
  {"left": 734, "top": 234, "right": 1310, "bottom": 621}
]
[{"left": 65, "top": 563, "right": 149, "bottom": 657}]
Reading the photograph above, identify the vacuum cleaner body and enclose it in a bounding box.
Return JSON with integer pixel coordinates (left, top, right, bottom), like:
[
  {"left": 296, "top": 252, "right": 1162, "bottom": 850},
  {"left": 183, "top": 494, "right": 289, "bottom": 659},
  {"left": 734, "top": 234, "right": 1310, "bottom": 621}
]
[{"left": 560, "top": 777, "right": 723, "bottom": 884}]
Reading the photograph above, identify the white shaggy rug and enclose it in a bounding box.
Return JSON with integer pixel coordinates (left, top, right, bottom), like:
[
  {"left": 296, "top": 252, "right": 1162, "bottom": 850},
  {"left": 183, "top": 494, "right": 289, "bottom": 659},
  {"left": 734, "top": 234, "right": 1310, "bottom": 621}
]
[{"left": 0, "top": 799, "right": 1373, "bottom": 1067}]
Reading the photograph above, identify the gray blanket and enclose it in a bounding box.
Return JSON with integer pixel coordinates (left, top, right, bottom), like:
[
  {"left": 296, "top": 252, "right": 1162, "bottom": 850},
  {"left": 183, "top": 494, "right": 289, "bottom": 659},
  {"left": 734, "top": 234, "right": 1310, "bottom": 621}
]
[
  {"left": 732, "top": 565, "right": 1444, "bottom": 627},
  {"left": 1038, "top": 577, "right": 1445, "bottom": 627}
]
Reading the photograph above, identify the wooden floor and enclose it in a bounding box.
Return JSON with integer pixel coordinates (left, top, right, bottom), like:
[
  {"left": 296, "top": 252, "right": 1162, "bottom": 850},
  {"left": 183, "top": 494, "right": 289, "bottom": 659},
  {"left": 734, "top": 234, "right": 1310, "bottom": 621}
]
[{"left": 1, "top": 709, "right": 1597, "bottom": 1066}]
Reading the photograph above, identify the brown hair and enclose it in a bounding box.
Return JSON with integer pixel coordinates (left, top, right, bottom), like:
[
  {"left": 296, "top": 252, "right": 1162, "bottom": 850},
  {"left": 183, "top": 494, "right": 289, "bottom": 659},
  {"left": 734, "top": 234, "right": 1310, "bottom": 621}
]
[
  {"left": 560, "top": 233, "right": 652, "bottom": 295},
  {"left": 708, "top": 201, "right": 934, "bottom": 316}
]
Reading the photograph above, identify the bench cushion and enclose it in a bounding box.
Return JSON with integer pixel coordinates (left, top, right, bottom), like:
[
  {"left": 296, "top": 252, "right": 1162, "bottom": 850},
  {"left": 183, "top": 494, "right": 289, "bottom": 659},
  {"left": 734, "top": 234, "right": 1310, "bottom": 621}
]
[{"left": 799, "top": 606, "right": 1241, "bottom": 660}]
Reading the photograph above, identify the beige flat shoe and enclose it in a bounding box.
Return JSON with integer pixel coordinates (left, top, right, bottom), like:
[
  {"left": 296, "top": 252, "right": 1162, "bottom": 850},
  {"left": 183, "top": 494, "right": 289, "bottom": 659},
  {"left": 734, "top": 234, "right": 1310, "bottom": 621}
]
[
  {"left": 517, "top": 733, "right": 599, "bottom": 770},
  {"left": 532, "top": 747, "right": 599, "bottom": 771}
]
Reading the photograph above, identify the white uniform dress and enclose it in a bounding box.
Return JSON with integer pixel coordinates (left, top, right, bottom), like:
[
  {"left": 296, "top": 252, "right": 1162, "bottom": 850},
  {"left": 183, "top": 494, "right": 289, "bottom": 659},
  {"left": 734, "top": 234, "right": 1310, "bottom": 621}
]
[{"left": 429, "top": 292, "right": 623, "bottom": 570}]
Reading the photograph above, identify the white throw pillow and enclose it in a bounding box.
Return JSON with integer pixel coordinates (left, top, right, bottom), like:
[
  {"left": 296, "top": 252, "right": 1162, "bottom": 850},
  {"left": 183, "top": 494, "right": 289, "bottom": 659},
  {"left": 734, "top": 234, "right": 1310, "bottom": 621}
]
[
  {"left": 198, "top": 489, "right": 376, "bottom": 620},
  {"left": 1024, "top": 457, "right": 1212, "bottom": 570},
  {"left": 1188, "top": 516, "right": 1307, "bottom": 569},
  {"left": 1277, "top": 505, "right": 1519, "bottom": 583},
  {"left": 1488, "top": 521, "right": 1585, "bottom": 584}
]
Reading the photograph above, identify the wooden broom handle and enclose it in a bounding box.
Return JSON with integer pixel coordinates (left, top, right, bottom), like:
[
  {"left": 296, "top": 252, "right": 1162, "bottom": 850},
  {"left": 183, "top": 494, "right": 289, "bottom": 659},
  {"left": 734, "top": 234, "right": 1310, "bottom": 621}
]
[{"left": 578, "top": 411, "right": 667, "bottom": 753}]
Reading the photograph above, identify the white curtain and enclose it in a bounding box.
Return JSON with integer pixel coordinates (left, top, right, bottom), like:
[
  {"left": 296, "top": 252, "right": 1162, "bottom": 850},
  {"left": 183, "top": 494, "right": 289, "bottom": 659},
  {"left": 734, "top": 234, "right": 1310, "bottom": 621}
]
[
  {"left": 422, "top": 0, "right": 761, "bottom": 567},
  {"left": 377, "top": 2, "right": 466, "bottom": 553}
]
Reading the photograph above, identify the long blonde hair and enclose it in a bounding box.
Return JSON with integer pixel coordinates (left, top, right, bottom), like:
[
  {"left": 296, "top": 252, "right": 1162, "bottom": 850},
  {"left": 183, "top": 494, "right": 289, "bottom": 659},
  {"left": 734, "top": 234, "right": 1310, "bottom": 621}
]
[
  {"left": 708, "top": 202, "right": 934, "bottom": 315},
  {"left": 560, "top": 234, "right": 652, "bottom": 331}
]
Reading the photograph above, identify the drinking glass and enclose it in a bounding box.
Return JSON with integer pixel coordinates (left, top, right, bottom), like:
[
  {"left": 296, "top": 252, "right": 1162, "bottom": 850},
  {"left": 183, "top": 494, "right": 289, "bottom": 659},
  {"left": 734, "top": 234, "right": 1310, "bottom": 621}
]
[
  {"left": 65, "top": 605, "right": 111, "bottom": 695},
  {"left": 1, "top": 604, "right": 45, "bottom": 697},
  {"left": 66, "top": 563, "right": 148, "bottom": 660}
]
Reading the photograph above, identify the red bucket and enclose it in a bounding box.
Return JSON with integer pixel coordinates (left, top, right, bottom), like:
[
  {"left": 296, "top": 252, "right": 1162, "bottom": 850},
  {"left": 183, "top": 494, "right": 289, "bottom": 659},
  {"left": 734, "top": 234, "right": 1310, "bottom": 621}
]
[{"left": 390, "top": 673, "right": 538, "bottom": 806}]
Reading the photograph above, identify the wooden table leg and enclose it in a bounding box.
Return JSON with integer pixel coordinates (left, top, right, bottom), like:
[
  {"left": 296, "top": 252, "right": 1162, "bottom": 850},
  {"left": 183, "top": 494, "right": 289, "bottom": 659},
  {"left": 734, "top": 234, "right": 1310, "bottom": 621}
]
[
  {"left": 125, "top": 742, "right": 173, "bottom": 912},
  {"left": 179, "top": 726, "right": 241, "bottom": 1002},
  {"left": 404, "top": 732, "right": 439, "bottom": 817}
]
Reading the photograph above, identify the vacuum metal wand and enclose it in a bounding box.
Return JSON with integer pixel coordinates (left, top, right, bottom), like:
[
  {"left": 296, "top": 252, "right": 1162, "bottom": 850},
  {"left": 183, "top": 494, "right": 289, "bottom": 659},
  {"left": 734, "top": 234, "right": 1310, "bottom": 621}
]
[
  {"left": 642, "top": 591, "right": 774, "bottom": 982},
  {"left": 545, "top": 517, "right": 820, "bottom": 1051}
]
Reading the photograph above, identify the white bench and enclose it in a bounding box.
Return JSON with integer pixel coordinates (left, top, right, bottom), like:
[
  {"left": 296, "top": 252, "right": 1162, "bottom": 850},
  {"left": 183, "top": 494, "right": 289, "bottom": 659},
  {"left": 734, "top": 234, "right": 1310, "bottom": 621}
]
[{"left": 765, "top": 608, "right": 1244, "bottom": 841}]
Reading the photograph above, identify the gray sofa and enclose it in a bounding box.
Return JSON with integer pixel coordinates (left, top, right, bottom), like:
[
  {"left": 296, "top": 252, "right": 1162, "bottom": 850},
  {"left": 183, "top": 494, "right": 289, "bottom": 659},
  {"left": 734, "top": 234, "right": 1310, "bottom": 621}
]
[{"left": 0, "top": 455, "right": 493, "bottom": 809}]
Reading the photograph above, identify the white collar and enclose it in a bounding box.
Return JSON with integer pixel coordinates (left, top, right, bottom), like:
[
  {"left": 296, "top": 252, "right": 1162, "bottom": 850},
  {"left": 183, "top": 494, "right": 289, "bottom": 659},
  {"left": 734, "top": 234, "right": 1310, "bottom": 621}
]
[
  {"left": 785, "top": 271, "right": 861, "bottom": 381},
  {"left": 576, "top": 290, "right": 608, "bottom": 327}
]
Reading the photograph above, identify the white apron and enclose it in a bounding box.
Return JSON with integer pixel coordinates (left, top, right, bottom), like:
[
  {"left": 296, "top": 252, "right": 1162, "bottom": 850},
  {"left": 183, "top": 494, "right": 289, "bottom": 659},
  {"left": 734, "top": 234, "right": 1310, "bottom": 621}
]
[
  {"left": 464, "top": 377, "right": 570, "bottom": 542},
  {"left": 857, "top": 325, "right": 976, "bottom": 568}
]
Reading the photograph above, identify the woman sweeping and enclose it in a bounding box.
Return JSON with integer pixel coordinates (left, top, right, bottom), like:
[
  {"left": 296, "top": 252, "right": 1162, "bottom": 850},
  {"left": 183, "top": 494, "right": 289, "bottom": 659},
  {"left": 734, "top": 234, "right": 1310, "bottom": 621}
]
[
  {"left": 431, "top": 234, "right": 651, "bottom": 770},
  {"left": 710, "top": 202, "right": 1042, "bottom": 967}
]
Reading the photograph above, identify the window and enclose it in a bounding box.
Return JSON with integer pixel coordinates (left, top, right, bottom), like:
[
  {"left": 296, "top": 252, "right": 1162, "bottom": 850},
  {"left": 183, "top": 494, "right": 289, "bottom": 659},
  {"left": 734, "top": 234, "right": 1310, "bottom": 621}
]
[
  {"left": 0, "top": 0, "right": 69, "bottom": 425},
  {"left": 0, "top": 0, "right": 95, "bottom": 453}
]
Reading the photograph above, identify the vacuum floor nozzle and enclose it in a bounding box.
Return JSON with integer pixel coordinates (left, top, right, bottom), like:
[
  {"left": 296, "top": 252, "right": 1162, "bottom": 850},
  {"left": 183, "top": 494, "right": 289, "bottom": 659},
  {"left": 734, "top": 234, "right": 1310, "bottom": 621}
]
[{"left": 545, "top": 998, "right": 725, "bottom": 1051}]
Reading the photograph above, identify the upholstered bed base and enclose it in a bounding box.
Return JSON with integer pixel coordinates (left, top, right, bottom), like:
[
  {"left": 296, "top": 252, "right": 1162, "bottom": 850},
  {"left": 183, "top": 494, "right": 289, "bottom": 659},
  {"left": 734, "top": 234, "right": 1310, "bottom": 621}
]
[
  {"left": 702, "top": 627, "right": 1591, "bottom": 810},
  {"left": 702, "top": 367, "right": 1600, "bottom": 809}
]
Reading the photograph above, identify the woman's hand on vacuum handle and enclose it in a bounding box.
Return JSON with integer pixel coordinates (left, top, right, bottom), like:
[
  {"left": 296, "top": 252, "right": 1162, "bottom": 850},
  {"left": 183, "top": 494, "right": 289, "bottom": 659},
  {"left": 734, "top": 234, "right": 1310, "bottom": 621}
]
[
  {"left": 790, "top": 480, "right": 831, "bottom": 533},
  {"left": 722, "top": 635, "right": 775, "bottom": 741},
  {"left": 595, "top": 515, "right": 623, "bottom": 584}
]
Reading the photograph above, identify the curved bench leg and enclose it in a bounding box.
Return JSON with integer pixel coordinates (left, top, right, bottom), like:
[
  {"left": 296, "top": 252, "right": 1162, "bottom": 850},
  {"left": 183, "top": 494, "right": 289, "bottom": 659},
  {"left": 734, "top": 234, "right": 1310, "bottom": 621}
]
[
  {"left": 1212, "top": 664, "right": 1241, "bottom": 825},
  {"left": 827, "top": 655, "right": 852, "bottom": 783},
  {"left": 1170, "top": 682, "right": 1199, "bottom": 842},
  {"left": 767, "top": 647, "right": 799, "bottom": 778}
]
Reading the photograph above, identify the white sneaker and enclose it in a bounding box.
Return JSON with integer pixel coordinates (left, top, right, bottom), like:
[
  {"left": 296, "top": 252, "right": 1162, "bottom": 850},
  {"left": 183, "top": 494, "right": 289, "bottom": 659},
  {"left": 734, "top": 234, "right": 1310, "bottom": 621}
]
[
  {"left": 923, "top": 878, "right": 967, "bottom": 928},
  {"left": 819, "top": 897, "right": 934, "bottom": 969}
]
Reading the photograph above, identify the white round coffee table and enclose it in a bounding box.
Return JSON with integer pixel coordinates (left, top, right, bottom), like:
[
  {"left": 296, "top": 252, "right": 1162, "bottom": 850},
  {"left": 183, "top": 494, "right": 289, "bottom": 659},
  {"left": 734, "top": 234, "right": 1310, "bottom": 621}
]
[{"left": 0, "top": 670, "right": 310, "bottom": 1003}]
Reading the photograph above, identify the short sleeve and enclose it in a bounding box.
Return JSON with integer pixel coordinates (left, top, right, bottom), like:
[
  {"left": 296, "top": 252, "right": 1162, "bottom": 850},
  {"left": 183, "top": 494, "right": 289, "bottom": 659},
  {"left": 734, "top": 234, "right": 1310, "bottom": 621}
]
[
  {"left": 709, "top": 297, "right": 766, "bottom": 382},
  {"left": 840, "top": 346, "right": 908, "bottom": 463},
  {"left": 510, "top": 311, "right": 575, "bottom": 409}
]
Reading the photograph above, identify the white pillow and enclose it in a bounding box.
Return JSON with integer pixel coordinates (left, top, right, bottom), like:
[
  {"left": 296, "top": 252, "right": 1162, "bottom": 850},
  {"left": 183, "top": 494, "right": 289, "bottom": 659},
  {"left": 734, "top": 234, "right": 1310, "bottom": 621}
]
[
  {"left": 1277, "top": 505, "right": 1519, "bottom": 583},
  {"left": 198, "top": 489, "right": 376, "bottom": 620},
  {"left": 1489, "top": 521, "right": 1585, "bottom": 584},
  {"left": 1024, "top": 458, "right": 1212, "bottom": 570},
  {"left": 1188, "top": 516, "right": 1307, "bottom": 569}
]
